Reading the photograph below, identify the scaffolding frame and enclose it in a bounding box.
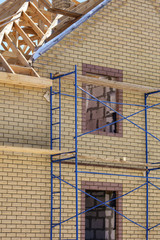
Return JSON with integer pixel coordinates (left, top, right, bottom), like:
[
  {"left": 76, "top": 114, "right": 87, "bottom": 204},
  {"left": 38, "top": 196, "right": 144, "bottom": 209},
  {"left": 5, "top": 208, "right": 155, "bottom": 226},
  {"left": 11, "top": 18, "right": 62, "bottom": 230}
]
[{"left": 50, "top": 66, "right": 160, "bottom": 240}]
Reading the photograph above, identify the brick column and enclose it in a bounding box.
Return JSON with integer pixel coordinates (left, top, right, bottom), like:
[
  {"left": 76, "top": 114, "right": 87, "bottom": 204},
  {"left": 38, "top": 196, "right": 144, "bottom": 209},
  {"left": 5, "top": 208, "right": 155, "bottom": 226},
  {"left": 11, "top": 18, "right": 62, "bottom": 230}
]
[{"left": 52, "top": 0, "right": 71, "bottom": 8}]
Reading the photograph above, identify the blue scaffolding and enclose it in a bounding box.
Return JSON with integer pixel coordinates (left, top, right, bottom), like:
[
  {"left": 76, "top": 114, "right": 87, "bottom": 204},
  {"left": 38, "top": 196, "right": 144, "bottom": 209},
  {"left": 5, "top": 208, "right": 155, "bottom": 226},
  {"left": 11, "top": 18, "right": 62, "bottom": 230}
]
[{"left": 50, "top": 66, "right": 160, "bottom": 240}]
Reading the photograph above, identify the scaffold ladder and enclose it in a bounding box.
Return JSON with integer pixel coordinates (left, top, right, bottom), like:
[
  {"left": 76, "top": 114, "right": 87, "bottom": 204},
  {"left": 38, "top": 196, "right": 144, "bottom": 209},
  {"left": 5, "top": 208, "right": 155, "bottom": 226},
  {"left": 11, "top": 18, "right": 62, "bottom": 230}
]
[
  {"left": 50, "top": 66, "right": 78, "bottom": 240},
  {"left": 50, "top": 75, "right": 62, "bottom": 239}
]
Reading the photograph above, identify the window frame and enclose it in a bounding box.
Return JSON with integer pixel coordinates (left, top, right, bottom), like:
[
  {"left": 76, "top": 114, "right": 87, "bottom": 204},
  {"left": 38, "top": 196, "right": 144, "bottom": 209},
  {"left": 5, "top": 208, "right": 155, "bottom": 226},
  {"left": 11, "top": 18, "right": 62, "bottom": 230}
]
[
  {"left": 82, "top": 63, "right": 123, "bottom": 137},
  {"left": 81, "top": 181, "right": 123, "bottom": 240}
]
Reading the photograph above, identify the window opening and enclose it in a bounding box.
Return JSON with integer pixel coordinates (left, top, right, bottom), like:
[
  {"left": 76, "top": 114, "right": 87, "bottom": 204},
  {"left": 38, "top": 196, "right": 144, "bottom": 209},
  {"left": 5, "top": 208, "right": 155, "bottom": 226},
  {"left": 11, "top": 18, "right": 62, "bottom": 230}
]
[{"left": 85, "top": 190, "right": 116, "bottom": 240}]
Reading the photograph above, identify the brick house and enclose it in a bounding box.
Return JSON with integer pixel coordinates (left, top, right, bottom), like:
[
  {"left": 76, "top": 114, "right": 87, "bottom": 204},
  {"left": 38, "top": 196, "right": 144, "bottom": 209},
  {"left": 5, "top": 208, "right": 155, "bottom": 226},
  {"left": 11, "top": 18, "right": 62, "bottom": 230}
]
[{"left": 0, "top": 0, "right": 160, "bottom": 239}]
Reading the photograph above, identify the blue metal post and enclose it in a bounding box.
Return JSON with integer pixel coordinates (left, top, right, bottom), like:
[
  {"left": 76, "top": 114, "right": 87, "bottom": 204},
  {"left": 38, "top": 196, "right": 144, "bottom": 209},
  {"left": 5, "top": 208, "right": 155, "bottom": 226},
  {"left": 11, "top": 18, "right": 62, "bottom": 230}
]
[
  {"left": 59, "top": 77, "right": 62, "bottom": 240},
  {"left": 50, "top": 85, "right": 53, "bottom": 240},
  {"left": 75, "top": 65, "right": 78, "bottom": 240},
  {"left": 145, "top": 93, "right": 149, "bottom": 240}
]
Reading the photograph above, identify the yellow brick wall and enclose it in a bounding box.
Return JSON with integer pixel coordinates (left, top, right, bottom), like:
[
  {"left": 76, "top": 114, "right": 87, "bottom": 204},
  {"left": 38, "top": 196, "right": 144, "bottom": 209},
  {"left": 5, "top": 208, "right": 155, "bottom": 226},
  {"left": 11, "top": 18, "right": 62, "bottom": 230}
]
[{"left": 0, "top": 0, "right": 160, "bottom": 239}]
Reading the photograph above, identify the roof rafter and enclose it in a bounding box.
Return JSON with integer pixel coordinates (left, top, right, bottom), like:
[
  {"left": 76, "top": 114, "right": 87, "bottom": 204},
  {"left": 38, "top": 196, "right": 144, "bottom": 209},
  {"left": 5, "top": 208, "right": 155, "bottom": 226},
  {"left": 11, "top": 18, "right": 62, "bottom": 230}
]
[
  {"left": 0, "top": 0, "right": 54, "bottom": 77},
  {"left": 0, "top": 0, "right": 113, "bottom": 78}
]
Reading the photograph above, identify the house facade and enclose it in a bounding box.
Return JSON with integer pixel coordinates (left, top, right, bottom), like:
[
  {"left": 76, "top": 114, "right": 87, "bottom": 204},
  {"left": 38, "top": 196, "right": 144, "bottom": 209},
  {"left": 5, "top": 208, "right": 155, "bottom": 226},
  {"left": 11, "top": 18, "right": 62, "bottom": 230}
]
[{"left": 0, "top": 0, "right": 160, "bottom": 239}]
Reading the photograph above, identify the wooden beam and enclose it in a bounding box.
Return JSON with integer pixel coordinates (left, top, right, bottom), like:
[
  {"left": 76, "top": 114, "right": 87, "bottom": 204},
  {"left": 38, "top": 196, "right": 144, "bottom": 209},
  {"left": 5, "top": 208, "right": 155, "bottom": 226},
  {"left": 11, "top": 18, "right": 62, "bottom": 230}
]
[
  {"left": 29, "top": 2, "right": 51, "bottom": 27},
  {"left": 30, "top": 67, "right": 40, "bottom": 77},
  {"left": 1, "top": 42, "right": 9, "bottom": 51},
  {"left": 66, "top": 160, "right": 146, "bottom": 172},
  {"left": 63, "top": 75, "right": 160, "bottom": 95},
  {"left": 38, "top": 15, "right": 61, "bottom": 46},
  {"left": 0, "top": 16, "right": 20, "bottom": 29},
  {"left": 25, "top": 47, "right": 32, "bottom": 55},
  {"left": 19, "top": 35, "right": 38, "bottom": 45},
  {"left": 0, "top": 2, "right": 29, "bottom": 45},
  {"left": 38, "top": 0, "right": 51, "bottom": 9},
  {"left": 0, "top": 72, "right": 52, "bottom": 88},
  {"left": 46, "top": 0, "right": 103, "bottom": 42},
  {"left": 1, "top": 51, "right": 30, "bottom": 61},
  {"left": 46, "top": 17, "right": 77, "bottom": 42},
  {"left": 22, "top": 11, "right": 44, "bottom": 38},
  {"left": 0, "top": 53, "right": 15, "bottom": 73},
  {"left": 22, "top": 45, "right": 28, "bottom": 53},
  {"left": 0, "top": 145, "right": 61, "bottom": 155},
  {"left": 23, "top": 27, "right": 37, "bottom": 35},
  {"left": 13, "top": 22, "right": 35, "bottom": 52},
  {"left": 0, "top": 71, "right": 159, "bottom": 96},
  {"left": 10, "top": 31, "right": 19, "bottom": 48},
  {"left": 0, "top": 12, "right": 20, "bottom": 24},
  {"left": 48, "top": 7, "right": 83, "bottom": 18},
  {"left": 40, "top": 9, "right": 52, "bottom": 21},
  {"left": 4, "top": 34, "right": 29, "bottom": 67},
  {"left": 10, "top": 64, "right": 39, "bottom": 77},
  {"left": 78, "top": 154, "right": 160, "bottom": 168}
]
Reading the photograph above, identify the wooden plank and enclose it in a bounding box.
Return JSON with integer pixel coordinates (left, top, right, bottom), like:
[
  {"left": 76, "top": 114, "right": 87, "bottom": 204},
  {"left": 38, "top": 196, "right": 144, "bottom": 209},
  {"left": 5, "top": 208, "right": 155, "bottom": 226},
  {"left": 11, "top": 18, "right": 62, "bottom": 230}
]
[
  {"left": 38, "top": 0, "right": 51, "bottom": 9},
  {"left": 23, "top": 27, "right": 38, "bottom": 35},
  {"left": 0, "top": 0, "right": 26, "bottom": 21},
  {"left": 0, "top": 72, "right": 52, "bottom": 88},
  {"left": 10, "top": 64, "right": 28, "bottom": 75},
  {"left": 10, "top": 64, "right": 39, "bottom": 77},
  {"left": 46, "top": 0, "right": 103, "bottom": 42},
  {"left": 0, "top": 70, "right": 159, "bottom": 95},
  {"left": 25, "top": 47, "right": 32, "bottom": 55},
  {"left": 10, "top": 31, "right": 19, "bottom": 48},
  {"left": 0, "top": 16, "right": 20, "bottom": 29},
  {"left": 66, "top": 160, "right": 146, "bottom": 172},
  {"left": 0, "top": 145, "right": 61, "bottom": 155},
  {"left": 78, "top": 154, "right": 160, "bottom": 168},
  {"left": 2, "top": 51, "right": 30, "bottom": 61},
  {"left": 0, "top": 53, "right": 15, "bottom": 73},
  {"left": 30, "top": 67, "right": 40, "bottom": 77},
  {"left": 1, "top": 42, "right": 9, "bottom": 51},
  {"left": 4, "top": 34, "right": 29, "bottom": 67},
  {"left": 0, "top": 2, "right": 29, "bottom": 45},
  {"left": 29, "top": 2, "right": 51, "bottom": 27},
  {"left": 40, "top": 9, "right": 52, "bottom": 21},
  {"left": 63, "top": 74, "right": 160, "bottom": 95},
  {"left": 48, "top": 7, "right": 83, "bottom": 18},
  {"left": 24, "top": 35, "right": 38, "bottom": 43},
  {"left": 46, "top": 18, "right": 77, "bottom": 42},
  {"left": 0, "top": 12, "right": 20, "bottom": 24},
  {"left": 38, "top": 15, "right": 61, "bottom": 46},
  {"left": 14, "top": 22, "right": 35, "bottom": 52},
  {"left": 22, "top": 45, "right": 28, "bottom": 53},
  {"left": 22, "top": 11, "right": 44, "bottom": 38},
  {"left": 32, "top": 0, "right": 38, "bottom": 7}
]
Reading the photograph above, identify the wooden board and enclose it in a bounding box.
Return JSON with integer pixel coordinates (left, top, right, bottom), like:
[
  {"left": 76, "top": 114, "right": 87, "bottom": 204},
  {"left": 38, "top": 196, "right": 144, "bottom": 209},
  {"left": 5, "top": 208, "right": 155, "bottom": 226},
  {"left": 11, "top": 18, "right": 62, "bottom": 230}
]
[
  {"left": 0, "top": 71, "right": 160, "bottom": 96},
  {"left": 0, "top": 72, "right": 51, "bottom": 88},
  {"left": 48, "top": 7, "right": 83, "bottom": 18},
  {"left": 22, "top": 11, "right": 44, "bottom": 38},
  {"left": 0, "top": 53, "right": 15, "bottom": 73},
  {"left": 14, "top": 22, "right": 35, "bottom": 51},
  {"left": 0, "top": 145, "right": 61, "bottom": 155},
  {"left": 29, "top": 2, "right": 51, "bottom": 27},
  {"left": 63, "top": 75, "right": 160, "bottom": 95}
]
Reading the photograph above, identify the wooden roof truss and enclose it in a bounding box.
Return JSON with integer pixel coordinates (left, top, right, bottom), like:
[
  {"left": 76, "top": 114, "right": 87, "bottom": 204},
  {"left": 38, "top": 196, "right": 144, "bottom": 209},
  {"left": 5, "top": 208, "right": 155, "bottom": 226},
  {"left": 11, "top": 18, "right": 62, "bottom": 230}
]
[{"left": 0, "top": 0, "right": 106, "bottom": 77}]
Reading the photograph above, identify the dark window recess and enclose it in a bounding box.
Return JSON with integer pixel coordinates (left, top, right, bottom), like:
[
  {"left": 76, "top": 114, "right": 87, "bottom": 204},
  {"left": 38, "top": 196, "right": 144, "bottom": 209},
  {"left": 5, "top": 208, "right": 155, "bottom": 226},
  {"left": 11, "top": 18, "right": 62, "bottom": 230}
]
[
  {"left": 82, "top": 64, "right": 123, "bottom": 137},
  {"left": 85, "top": 84, "right": 117, "bottom": 134},
  {"left": 85, "top": 190, "right": 116, "bottom": 240}
]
